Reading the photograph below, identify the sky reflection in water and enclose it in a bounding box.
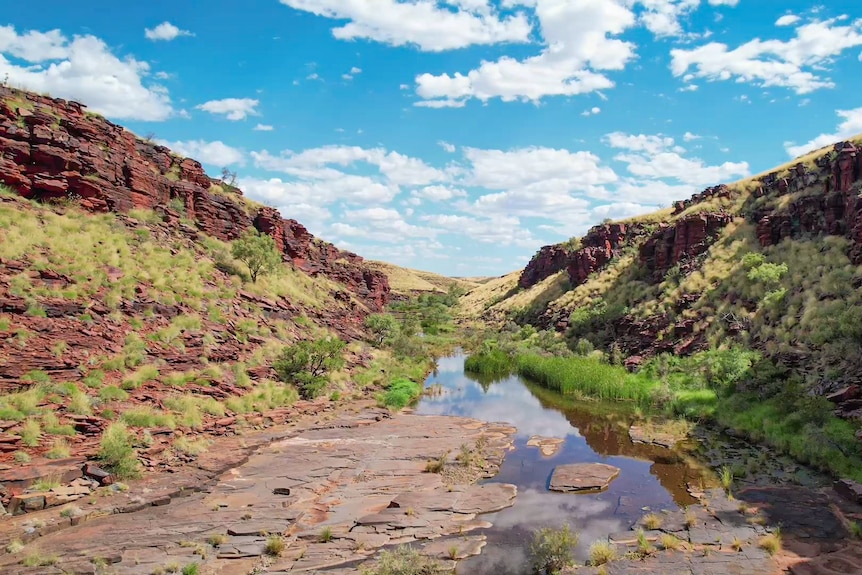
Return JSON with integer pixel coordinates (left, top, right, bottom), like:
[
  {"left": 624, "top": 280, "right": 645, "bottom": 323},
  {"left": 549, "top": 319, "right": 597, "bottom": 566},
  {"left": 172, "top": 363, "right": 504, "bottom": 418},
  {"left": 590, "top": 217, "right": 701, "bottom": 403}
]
[{"left": 415, "top": 353, "right": 700, "bottom": 573}]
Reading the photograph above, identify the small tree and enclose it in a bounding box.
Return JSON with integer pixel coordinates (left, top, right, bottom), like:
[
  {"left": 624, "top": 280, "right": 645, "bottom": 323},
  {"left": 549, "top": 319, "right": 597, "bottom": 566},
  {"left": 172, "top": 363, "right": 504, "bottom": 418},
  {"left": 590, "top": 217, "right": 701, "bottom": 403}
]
[
  {"left": 273, "top": 337, "right": 346, "bottom": 399},
  {"left": 231, "top": 229, "right": 282, "bottom": 282},
  {"left": 365, "top": 314, "right": 399, "bottom": 347}
]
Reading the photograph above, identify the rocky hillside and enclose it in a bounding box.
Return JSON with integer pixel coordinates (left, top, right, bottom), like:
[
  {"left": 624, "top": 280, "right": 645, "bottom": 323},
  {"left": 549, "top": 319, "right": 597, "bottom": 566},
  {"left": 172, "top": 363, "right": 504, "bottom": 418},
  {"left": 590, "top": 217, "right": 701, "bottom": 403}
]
[
  {"left": 467, "top": 137, "right": 862, "bottom": 419},
  {"left": 0, "top": 86, "right": 397, "bottom": 502},
  {"left": 0, "top": 86, "right": 389, "bottom": 309}
]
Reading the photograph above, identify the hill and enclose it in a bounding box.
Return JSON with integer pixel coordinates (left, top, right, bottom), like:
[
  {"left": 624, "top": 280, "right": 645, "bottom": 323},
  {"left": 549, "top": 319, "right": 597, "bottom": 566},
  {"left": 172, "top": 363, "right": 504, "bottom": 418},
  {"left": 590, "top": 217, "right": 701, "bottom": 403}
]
[
  {"left": 0, "top": 86, "right": 405, "bottom": 483},
  {"left": 365, "top": 260, "right": 478, "bottom": 296},
  {"left": 467, "top": 136, "right": 862, "bottom": 422}
]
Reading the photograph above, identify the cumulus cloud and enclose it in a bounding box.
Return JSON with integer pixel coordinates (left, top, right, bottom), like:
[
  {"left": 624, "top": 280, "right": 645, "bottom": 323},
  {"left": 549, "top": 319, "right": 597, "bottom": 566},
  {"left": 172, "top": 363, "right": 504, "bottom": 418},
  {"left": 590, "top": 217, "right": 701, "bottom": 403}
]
[
  {"left": 784, "top": 107, "right": 862, "bottom": 157},
  {"left": 775, "top": 14, "right": 801, "bottom": 27},
  {"left": 0, "top": 25, "right": 172, "bottom": 121},
  {"left": 252, "top": 145, "right": 446, "bottom": 187},
  {"left": 615, "top": 150, "right": 749, "bottom": 187},
  {"left": 144, "top": 22, "right": 194, "bottom": 42},
  {"left": 278, "top": 0, "right": 531, "bottom": 51},
  {"left": 157, "top": 140, "right": 245, "bottom": 167},
  {"left": 603, "top": 132, "right": 675, "bottom": 155},
  {"left": 253, "top": 124, "right": 274, "bottom": 131},
  {"left": 196, "top": 98, "right": 260, "bottom": 120},
  {"left": 415, "top": 0, "right": 636, "bottom": 106},
  {"left": 671, "top": 17, "right": 862, "bottom": 94},
  {"left": 411, "top": 185, "right": 467, "bottom": 201}
]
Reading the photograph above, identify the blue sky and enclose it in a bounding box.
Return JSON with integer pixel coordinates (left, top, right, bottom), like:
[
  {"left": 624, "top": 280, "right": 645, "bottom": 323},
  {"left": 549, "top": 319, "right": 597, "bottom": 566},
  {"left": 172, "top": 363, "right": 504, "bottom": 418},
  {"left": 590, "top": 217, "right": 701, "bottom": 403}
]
[{"left": 2, "top": 1, "right": 862, "bottom": 276}]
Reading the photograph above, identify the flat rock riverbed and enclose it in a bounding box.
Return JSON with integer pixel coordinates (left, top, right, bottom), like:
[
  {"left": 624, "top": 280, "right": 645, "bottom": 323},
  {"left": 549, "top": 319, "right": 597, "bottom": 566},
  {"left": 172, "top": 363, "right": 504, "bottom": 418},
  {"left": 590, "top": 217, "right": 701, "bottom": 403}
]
[{"left": 0, "top": 408, "right": 516, "bottom": 574}]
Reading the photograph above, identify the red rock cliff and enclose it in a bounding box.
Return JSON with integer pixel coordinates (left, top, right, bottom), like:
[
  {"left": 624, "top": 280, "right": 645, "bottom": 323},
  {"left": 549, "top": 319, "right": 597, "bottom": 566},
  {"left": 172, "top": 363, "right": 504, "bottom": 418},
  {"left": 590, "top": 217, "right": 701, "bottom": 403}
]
[
  {"left": 566, "top": 223, "right": 648, "bottom": 287},
  {"left": 0, "top": 87, "right": 389, "bottom": 309},
  {"left": 518, "top": 245, "right": 569, "bottom": 289},
  {"left": 638, "top": 213, "right": 732, "bottom": 281}
]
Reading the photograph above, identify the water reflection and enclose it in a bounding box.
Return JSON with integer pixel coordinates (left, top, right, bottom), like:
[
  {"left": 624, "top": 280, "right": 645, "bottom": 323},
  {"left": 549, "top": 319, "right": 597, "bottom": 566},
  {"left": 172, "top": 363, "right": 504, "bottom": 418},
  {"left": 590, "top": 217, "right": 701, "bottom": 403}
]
[{"left": 415, "top": 352, "right": 706, "bottom": 573}]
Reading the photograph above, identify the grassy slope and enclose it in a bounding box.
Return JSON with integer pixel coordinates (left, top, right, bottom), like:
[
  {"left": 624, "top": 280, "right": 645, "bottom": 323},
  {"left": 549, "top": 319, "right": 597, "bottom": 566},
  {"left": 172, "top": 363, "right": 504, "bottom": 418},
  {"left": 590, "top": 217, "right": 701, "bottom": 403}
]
[
  {"left": 366, "top": 260, "right": 479, "bottom": 295},
  {"left": 0, "top": 188, "right": 382, "bottom": 467},
  {"left": 465, "top": 136, "right": 862, "bottom": 385}
]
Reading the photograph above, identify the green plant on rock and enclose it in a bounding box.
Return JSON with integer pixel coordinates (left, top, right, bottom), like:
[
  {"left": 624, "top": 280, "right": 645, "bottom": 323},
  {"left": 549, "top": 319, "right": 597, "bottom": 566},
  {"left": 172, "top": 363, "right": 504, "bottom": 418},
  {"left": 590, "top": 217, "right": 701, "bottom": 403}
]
[
  {"left": 530, "top": 524, "right": 577, "bottom": 575},
  {"left": 360, "top": 545, "right": 439, "bottom": 575},
  {"left": 273, "top": 337, "right": 345, "bottom": 399},
  {"left": 230, "top": 228, "right": 282, "bottom": 282},
  {"left": 588, "top": 540, "right": 617, "bottom": 566},
  {"left": 98, "top": 422, "right": 140, "bottom": 479}
]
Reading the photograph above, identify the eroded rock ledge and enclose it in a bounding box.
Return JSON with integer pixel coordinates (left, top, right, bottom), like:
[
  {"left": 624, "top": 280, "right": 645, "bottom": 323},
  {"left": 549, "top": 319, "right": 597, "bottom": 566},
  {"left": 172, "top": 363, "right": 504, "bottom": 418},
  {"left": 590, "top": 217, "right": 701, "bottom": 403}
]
[{"left": 0, "top": 409, "right": 517, "bottom": 574}]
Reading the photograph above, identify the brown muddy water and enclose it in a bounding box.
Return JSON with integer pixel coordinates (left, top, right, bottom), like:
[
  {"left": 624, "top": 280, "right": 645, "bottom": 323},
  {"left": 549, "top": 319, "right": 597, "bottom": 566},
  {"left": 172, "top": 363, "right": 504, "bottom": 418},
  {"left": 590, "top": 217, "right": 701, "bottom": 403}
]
[{"left": 415, "top": 352, "right": 713, "bottom": 574}]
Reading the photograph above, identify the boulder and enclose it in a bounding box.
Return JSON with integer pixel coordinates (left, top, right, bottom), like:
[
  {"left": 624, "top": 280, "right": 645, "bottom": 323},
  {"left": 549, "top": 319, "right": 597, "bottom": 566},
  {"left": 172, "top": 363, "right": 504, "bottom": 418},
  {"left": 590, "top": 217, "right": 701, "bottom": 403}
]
[
  {"left": 834, "top": 479, "right": 862, "bottom": 504},
  {"left": 549, "top": 463, "right": 620, "bottom": 493}
]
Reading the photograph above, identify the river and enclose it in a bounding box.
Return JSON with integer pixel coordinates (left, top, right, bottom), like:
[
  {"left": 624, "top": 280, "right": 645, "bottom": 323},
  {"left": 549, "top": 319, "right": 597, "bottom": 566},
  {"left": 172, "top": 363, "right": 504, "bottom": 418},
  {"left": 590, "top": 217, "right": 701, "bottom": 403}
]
[{"left": 415, "top": 352, "right": 712, "bottom": 574}]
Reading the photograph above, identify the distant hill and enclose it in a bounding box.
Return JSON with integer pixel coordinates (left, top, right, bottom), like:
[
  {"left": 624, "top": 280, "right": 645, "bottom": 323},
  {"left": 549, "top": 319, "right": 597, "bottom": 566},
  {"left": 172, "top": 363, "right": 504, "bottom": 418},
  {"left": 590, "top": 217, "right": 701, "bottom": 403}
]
[{"left": 366, "top": 260, "right": 479, "bottom": 296}]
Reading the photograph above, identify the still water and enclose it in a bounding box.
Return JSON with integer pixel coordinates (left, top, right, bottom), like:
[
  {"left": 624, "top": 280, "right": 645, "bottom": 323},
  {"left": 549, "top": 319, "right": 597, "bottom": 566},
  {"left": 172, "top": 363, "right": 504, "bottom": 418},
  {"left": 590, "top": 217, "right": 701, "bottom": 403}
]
[{"left": 415, "top": 352, "right": 710, "bottom": 574}]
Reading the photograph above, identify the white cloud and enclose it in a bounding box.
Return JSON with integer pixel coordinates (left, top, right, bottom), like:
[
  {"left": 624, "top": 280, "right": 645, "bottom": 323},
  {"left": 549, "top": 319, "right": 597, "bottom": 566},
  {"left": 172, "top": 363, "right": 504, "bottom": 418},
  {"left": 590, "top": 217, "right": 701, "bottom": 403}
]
[
  {"left": 671, "top": 17, "right": 862, "bottom": 94},
  {"left": 196, "top": 98, "right": 260, "bottom": 120},
  {"left": 438, "top": 141, "right": 457, "bottom": 153},
  {"left": 465, "top": 147, "right": 617, "bottom": 191},
  {"left": 144, "top": 22, "right": 194, "bottom": 42},
  {"left": 615, "top": 150, "right": 749, "bottom": 186},
  {"left": 253, "top": 124, "right": 274, "bottom": 131},
  {"left": 279, "top": 0, "right": 531, "bottom": 51},
  {"left": 603, "top": 132, "right": 675, "bottom": 154},
  {"left": 158, "top": 140, "right": 245, "bottom": 167},
  {"left": 414, "top": 0, "right": 637, "bottom": 106},
  {"left": 775, "top": 14, "right": 800, "bottom": 27},
  {"left": 683, "top": 131, "right": 702, "bottom": 141},
  {"left": 455, "top": 146, "right": 618, "bottom": 222},
  {"left": 784, "top": 107, "right": 862, "bottom": 157},
  {"left": 581, "top": 106, "right": 602, "bottom": 116},
  {"left": 411, "top": 185, "right": 467, "bottom": 201},
  {"left": 336, "top": 207, "right": 439, "bottom": 243},
  {"left": 350, "top": 66, "right": 362, "bottom": 74},
  {"left": 0, "top": 26, "right": 172, "bottom": 121},
  {"left": 420, "top": 213, "right": 538, "bottom": 248},
  {"left": 414, "top": 99, "right": 466, "bottom": 108},
  {"left": 252, "top": 145, "right": 446, "bottom": 187},
  {"left": 241, "top": 175, "right": 398, "bottom": 208}
]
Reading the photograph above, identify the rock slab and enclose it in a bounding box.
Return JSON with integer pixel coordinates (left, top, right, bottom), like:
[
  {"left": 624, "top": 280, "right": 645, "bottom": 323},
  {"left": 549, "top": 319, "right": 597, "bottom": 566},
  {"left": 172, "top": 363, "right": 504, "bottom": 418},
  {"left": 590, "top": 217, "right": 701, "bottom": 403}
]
[{"left": 549, "top": 463, "right": 620, "bottom": 493}]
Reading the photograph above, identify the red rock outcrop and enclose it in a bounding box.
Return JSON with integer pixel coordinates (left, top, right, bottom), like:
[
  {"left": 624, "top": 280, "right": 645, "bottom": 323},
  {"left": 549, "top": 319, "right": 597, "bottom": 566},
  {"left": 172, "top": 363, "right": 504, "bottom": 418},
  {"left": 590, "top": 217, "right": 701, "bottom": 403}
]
[
  {"left": 518, "top": 245, "right": 570, "bottom": 289},
  {"left": 672, "top": 184, "right": 734, "bottom": 215},
  {"left": 753, "top": 142, "right": 862, "bottom": 260},
  {"left": 0, "top": 87, "right": 389, "bottom": 309},
  {"left": 565, "top": 223, "right": 649, "bottom": 287},
  {"left": 638, "top": 213, "right": 732, "bottom": 281}
]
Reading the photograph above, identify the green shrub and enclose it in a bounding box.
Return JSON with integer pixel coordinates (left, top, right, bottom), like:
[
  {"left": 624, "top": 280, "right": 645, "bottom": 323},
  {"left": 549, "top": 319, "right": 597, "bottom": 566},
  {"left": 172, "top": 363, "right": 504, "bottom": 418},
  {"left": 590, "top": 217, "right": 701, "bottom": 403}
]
[
  {"left": 365, "top": 313, "right": 400, "bottom": 346},
  {"left": 464, "top": 348, "right": 512, "bottom": 376},
  {"left": 273, "top": 337, "right": 345, "bottom": 399},
  {"left": 360, "top": 545, "right": 439, "bottom": 575},
  {"left": 120, "top": 407, "right": 175, "bottom": 429},
  {"left": 231, "top": 229, "right": 282, "bottom": 282},
  {"left": 530, "top": 524, "right": 578, "bottom": 575},
  {"left": 99, "top": 385, "right": 128, "bottom": 402},
  {"left": 381, "top": 378, "right": 421, "bottom": 410},
  {"left": 121, "top": 365, "right": 160, "bottom": 390},
  {"left": 45, "top": 438, "right": 71, "bottom": 459},
  {"left": 83, "top": 370, "right": 105, "bottom": 388},
  {"left": 99, "top": 422, "right": 139, "bottom": 479}
]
